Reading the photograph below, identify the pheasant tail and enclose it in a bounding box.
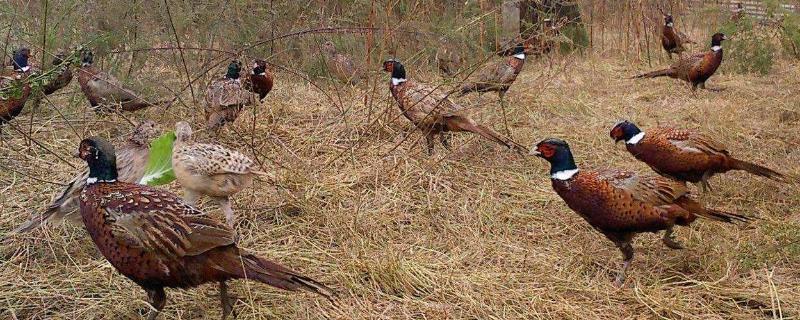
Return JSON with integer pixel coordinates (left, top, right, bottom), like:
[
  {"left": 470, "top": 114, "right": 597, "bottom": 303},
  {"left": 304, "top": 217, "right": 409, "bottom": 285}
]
[
  {"left": 676, "top": 197, "right": 752, "bottom": 223},
  {"left": 240, "top": 252, "right": 335, "bottom": 302},
  {"left": 730, "top": 158, "right": 787, "bottom": 182},
  {"left": 448, "top": 116, "right": 528, "bottom": 153},
  {"left": 633, "top": 68, "right": 674, "bottom": 79}
]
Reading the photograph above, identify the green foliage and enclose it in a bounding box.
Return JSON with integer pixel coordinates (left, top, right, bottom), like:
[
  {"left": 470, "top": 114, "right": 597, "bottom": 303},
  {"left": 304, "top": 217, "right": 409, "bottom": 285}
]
[
  {"left": 720, "top": 17, "right": 775, "bottom": 75},
  {"left": 781, "top": 13, "right": 800, "bottom": 59},
  {"left": 559, "top": 23, "right": 589, "bottom": 53},
  {"left": 139, "top": 131, "right": 177, "bottom": 186}
]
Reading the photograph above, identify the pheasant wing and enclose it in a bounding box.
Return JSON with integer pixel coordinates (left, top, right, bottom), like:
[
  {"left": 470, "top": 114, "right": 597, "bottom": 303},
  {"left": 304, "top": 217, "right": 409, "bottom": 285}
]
[
  {"left": 665, "top": 128, "right": 729, "bottom": 155},
  {"left": 105, "top": 186, "right": 235, "bottom": 259}
]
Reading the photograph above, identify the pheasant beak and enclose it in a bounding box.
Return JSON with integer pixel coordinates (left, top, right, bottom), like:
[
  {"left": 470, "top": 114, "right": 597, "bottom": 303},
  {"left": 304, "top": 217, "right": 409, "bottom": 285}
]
[
  {"left": 723, "top": 35, "right": 730, "bottom": 40},
  {"left": 529, "top": 149, "right": 542, "bottom": 157}
]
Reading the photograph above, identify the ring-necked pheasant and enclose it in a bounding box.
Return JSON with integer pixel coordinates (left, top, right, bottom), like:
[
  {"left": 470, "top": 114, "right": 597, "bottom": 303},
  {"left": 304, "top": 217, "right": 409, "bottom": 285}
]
[
  {"left": 204, "top": 60, "right": 253, "bottom": 132},
  {"left": 634, "top": 33, "right": 728, "bottom": 91},
  {"left": 1, "top": 48, "right": 33, "bottom": 125},
  {"left": 458, "top": 43, "right": 526, "bottom": 100},
  {"left": 242, "top": 59, "right": 273, "bottom": 101},
  {"left": 660, "top": 13, "right": 695, "bottom": 59},
  {"left": 172, "top": 121, "right": 269, "bottom": 227},
  {"left": 41, "top": 53, "right": 73, "bottom": 96},
  {"left": 382, "top": 59, "right": 526, "bottom": 155},
  {"left": 532, "top": 138, "right": 751, "bottom": 286},
  {"left": 322, "top": 41, "right": 363, "bottom": 85},
  {"left": 610, "top": 120, "right": 787, "bottom": 191},
  {"left": 77, "top": 49, "right": 170, "bottom": 113},
  {"left": 8, "top": 120, "right": 159, "bottom": 235},
  {"left": 77, "top": 136, "right": 333, "bottom": 320}
]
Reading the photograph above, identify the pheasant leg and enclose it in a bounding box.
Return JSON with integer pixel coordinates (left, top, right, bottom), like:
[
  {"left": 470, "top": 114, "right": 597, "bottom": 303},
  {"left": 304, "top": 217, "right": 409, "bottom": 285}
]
[
  {"left": 146, "top": 287, "right": 166, "bottom": 320},
  {"left": 613, "top": 240, "right": 634, "bottom": 287}
]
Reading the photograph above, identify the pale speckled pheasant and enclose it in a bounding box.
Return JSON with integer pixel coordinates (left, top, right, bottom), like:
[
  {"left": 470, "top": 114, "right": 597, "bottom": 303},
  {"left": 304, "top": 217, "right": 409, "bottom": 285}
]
[
  {"left": 610, "top": 120, "right": 787, "bottom": 191},
  {"left": 634, "top": 33, "right": 727, "bottom": 91},
  {"left": 435, "top": 37, "right": 465, "bottom": 76},
  {"left": 382, "top": 59, "right": 526, "bottom": 155},
  {"left": 8, "top": 120, "right": 159, "bottom": 235},
  {"left": 322, "top": 41, "right": 363, "bottom": 85},
  {"left": 77, "top": 136, "right": 333, "bottom": 320},
  {"left": 77, "top": 49, "right": 171, "bottom": 113},
  {"left": 204, "top": 61, "right": 253, "bottom": 132},
  {"left": 532, "top": 138, "right": 751, "bottom": 286},
  {"left": 172, "top": 121, "right": 269, "bottom": 227}
]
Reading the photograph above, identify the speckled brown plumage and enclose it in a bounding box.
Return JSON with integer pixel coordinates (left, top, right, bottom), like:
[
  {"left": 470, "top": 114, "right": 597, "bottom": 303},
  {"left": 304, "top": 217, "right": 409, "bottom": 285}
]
[
  {"left": 533, "top": 138, "right": 750, "bottom": 286},
  {"left": 383, "top": 59, "right": 526, "bottom": 155},
  {"left": 610, "top": 121, "right": 787, "bottom": 191},
  {"left": 322, "top": 41, "right": 363, "bottom": 85},
  {"left": 172, "top": 122, "right": 269, "bottom": 226},
  {"left": 635, "top": 33, "right": 727, "bottom": 91},
  {"left": 204, "top": 61, "right": 253, "bottom": 132},
  {"left": 459, "top": 44, "right": 526, "bottom": 98},
  {"left": 77, "top": 137, "right": 333, "bottom": 320},
  {"left": 77, "top": 50, "right": 169, "bottom": 113},
  {"left": 435, "top": 37, "right": 465, "bottom": 76},
  {"left": 9, "top": 120, "right": 159, "bottom": 235}
]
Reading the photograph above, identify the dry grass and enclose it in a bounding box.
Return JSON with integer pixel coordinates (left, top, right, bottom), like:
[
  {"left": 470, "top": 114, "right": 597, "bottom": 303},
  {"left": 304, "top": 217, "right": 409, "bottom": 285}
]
[{"left": 1, "top": 47, "right": 800, "bottom": 319}]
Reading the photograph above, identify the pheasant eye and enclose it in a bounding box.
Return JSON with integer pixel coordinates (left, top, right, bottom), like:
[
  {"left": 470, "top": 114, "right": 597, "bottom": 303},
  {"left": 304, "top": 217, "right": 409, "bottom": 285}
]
[{"left": 538, "top": 145, "right": 556, "bottom": 158}]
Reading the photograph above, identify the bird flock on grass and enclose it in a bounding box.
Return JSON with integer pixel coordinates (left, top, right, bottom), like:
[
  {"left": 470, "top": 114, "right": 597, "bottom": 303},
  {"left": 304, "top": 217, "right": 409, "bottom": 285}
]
[{"left": 0, "top": 7, "right": 796, "bottom": 319}]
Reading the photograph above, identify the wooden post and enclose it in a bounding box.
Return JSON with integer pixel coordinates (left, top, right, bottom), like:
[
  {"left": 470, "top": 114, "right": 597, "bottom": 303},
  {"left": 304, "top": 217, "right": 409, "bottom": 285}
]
[{"left": 501, "top": 0, "right": 521, "bottom": 48}]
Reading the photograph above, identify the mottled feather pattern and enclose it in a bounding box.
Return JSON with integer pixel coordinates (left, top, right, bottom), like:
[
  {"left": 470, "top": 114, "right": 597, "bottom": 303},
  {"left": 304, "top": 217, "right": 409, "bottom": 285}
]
[
  {"left": 80, "top": 181, "right": 241, "bottom": 288},
  {"left": 77, "top": 66, "right": 159, "bottom": 112},
  {"left": 553, "top": 170, "right": 689, "bottom": 233},
  {"left": 322, "top": 42, "right": 363, "bottom": 84},
  {"left": 460, "top": 55, "right": 524, "bottom": 95},
  {"left": 173, "top": 142, "right": 258, "bottom": 177},
  {"left": 392, "top": 80, "right": 464, "bottom": 128},
  {"left": 204, "top": 78, "right": 253, "bottom": 130}
]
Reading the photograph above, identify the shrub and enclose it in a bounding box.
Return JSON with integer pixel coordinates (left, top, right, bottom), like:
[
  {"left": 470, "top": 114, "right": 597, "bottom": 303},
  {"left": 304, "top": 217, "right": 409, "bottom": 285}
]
[{"left": 720, "top": 17, "right": 776, "bottom": 75}]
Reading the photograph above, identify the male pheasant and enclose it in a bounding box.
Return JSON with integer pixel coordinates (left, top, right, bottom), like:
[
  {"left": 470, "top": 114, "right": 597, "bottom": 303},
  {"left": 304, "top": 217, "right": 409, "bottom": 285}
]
[
  {"left": 660, "top": 13, "right": 695, "bottom": 59},
  {"left": 532, "top": 138, "right": 751, "bottom": 286},
  {"left": 204, "top": 60, "right": 253, "bottom": 132},
  {"left": 458, "top": 44, "right": 526, "bottom": 100},
  {"left": 634, "top": 33, "right": 727, "bottom": 91},
  {"left": 382, "top": 59, "right": 525, "bottom": 155},
  {"left": 41, "top": 53, "right": 73, "bottom": 96},
  {"left": 77, "top": 49, "right": 170, "bottom": 113},
  {"left": 243, "top": 59, "right": 273, "bottom": 101},
  {"left": 9, "top": 120, "right": 159, "bottom": 235},
  {"left": 77, "top": 136, "right": 333, "bottom": 320},
  {"left": 610, "top": 120, "right": 787, "bottom": 191},
  {"left": 0, "top": 48, "right": 33, "bottom": 125}
]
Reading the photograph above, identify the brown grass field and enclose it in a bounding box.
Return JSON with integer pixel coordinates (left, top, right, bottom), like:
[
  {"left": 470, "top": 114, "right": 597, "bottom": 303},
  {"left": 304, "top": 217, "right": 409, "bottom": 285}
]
[{"left": 2, "top": 1, "right": 800, "bottom": 319}]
